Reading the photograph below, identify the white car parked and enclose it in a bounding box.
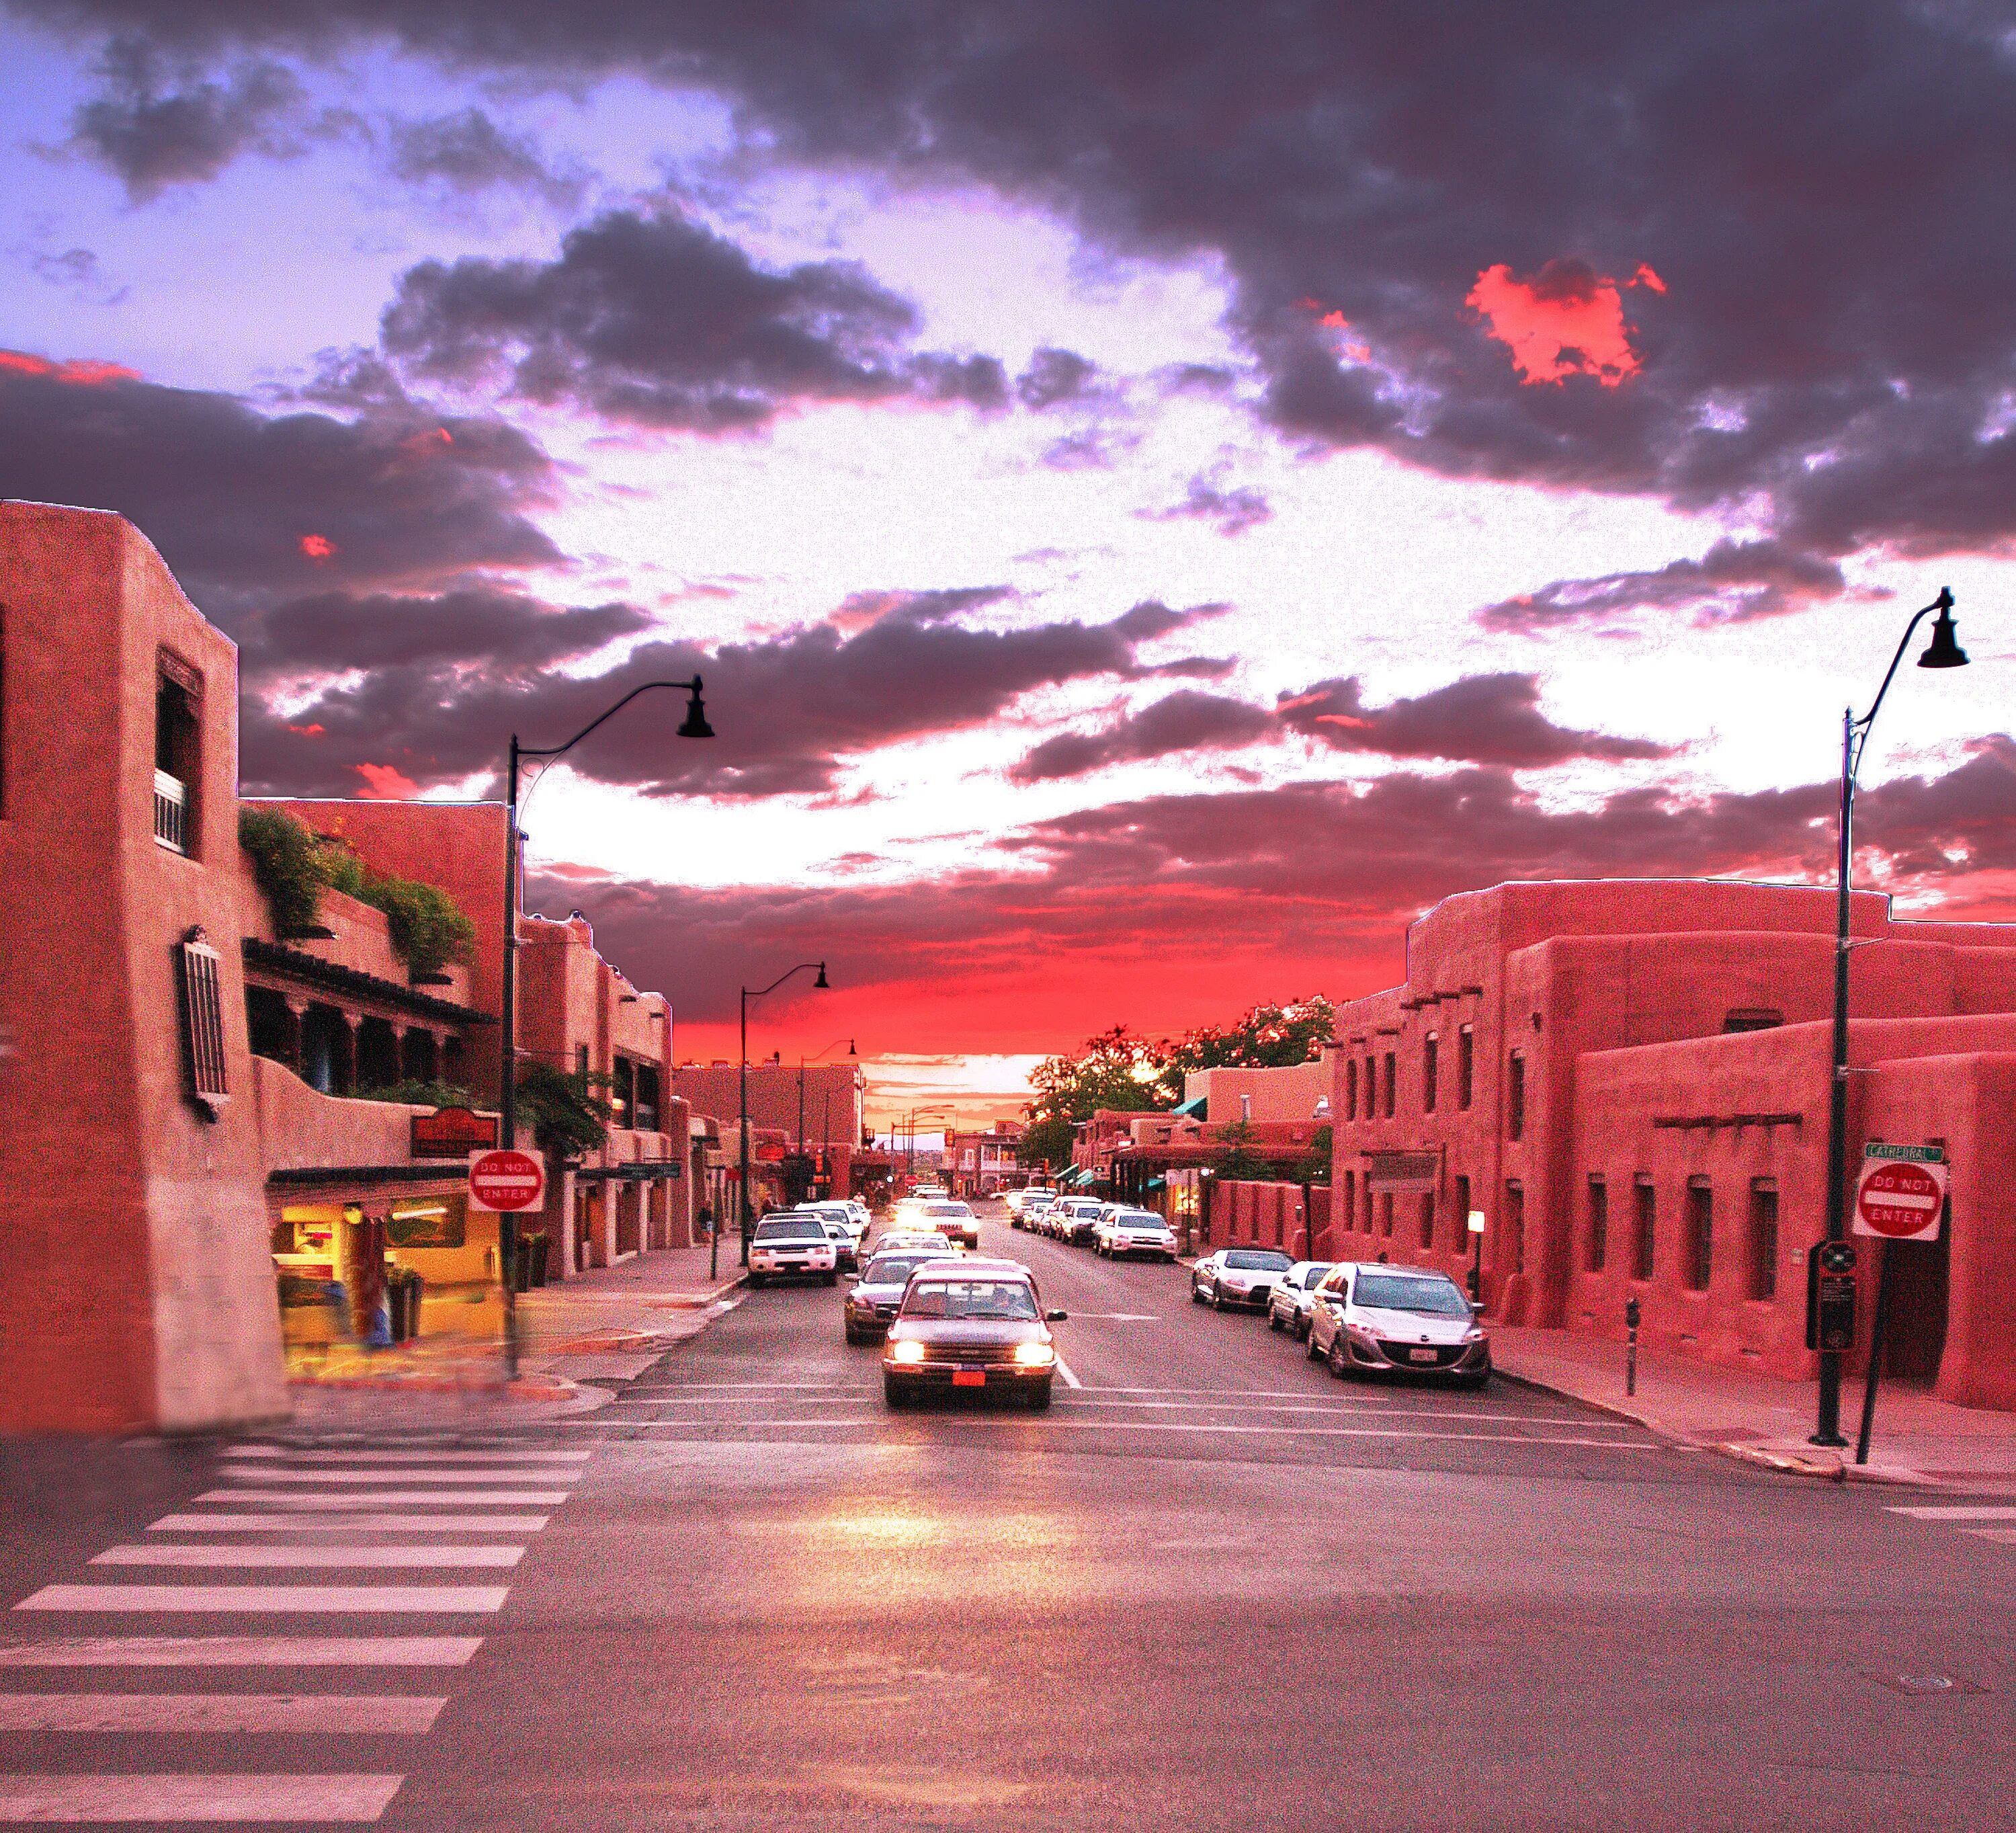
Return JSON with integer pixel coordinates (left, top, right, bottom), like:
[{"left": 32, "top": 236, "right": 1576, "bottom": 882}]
[
  {"left": 747, "top": 1213, "right": 838, "bottom": 1288},
  {"left": 1093, "top": 1208, "right": 1178, "bottom": 1261},
  {"left": 1265, "top": 1261, "right": 1336, "bottom": 1338}
]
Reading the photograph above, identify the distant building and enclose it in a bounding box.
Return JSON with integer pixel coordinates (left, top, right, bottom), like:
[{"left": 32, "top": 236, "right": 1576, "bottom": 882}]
[
  {"left": 943, "top": 1121, "right": 1026, "bottom": 1196},
  {"left": 1179, "top": 1059, "right": 1331, "bottom": 1123},
  {"left": 1325, "top": 880, "right": 2016, "bottom": 1411}
]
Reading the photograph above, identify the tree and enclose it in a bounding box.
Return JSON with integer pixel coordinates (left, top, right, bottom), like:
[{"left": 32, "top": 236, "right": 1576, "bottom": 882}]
[
  {"left": 1149, "top": 997, "right": 1338, "bottom": 1106},
  {"left": 1022, "top": 1023, "right": 1170, "bottom": 1155},
  {"left": 1212, "top": 1118, "right": 1267, "bottom": 1181},
  {"left": 514, "top": 1062, "right": 612, "bottom": 1165}
]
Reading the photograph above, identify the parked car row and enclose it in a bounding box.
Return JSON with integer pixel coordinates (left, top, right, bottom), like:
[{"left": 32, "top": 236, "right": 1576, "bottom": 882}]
[
  {"left": 1191, "top": 1248, "right": 1493, "bottom": 1389},
  {"left": 747, "top": 1198, "right": 872, "bottom": 1286},
  {"left": 1019, "top": 1195, "right": 1178, "bottom": 1260}
]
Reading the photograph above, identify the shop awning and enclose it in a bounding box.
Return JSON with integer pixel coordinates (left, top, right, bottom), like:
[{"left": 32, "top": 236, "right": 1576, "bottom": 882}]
[
  {"left": 1172, "top": 1094, "right": 1207, "bottom": 1119},
  {"left": 1144, "top": 1176, "right": 1166, "bottom": 1191}
]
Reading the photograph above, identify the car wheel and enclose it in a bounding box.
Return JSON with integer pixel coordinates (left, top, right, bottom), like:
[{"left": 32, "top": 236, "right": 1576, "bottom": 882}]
[
  {"left": 844, "top": 1325, "right": 862, "bottom": 1346},
  {"left": 1327, "top": 1334, "right": 1351, "bottom": 1379},
  {"left": 1267, "top": 1308, "right": 1284, "bottom": 1332},
  {"left": 1027, "top": 1382, "right": 1052, "bottom": 1412},
  {"left": 1306, "top": 1324, "right": 1325, "bottom": 1361},
  {"left": 1190, "top": 1282, "right": 1204, "bottom": 1304},
  {"left": 883, "top": 1376, "right": 909, "bottom": 1408},
  {"left": 748, "top": 1272, "right": 767, "bottom": 1289},
  {"left": 821, "top": 1271, "right": 837, "bottom": 1287},
  {"left": 1294, "top": 1315, "right": 1310, "bottom": 1341},
  {"left": 1213, "top": 1289, "right": 1228, "bottom": 1312}
]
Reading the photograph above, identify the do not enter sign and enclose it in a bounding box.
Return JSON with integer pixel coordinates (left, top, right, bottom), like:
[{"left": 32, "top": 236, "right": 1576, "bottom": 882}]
[
  {"left": 1855, "top": 1150, "right": 1947, "bottom": 1242},
  {"left": 468, "top": 1148, "right": 546, "bottom": 1213}
]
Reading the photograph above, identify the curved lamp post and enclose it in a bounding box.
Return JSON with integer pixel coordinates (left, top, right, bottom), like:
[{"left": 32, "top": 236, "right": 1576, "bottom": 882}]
[
  {"left": 1812, "top": 589, "right": 1967, "bottom": 1447},
  {"left": 499, "top": 678, "right": 712, "bottom": 1375},
  {"left": 732, "top": 961, "right": 829, "bottom": 1272}
]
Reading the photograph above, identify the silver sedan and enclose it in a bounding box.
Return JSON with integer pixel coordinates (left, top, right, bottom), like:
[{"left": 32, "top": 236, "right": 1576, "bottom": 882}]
[{"left": 1189, "top": 1248, "right": 1295, "bottom": 1311}]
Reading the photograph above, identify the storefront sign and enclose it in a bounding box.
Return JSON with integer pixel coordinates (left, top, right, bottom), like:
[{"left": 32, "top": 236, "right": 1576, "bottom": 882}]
[
  {"left": 412, "top": 1106, "right": 499, "bottom": 1157},
  {"left": 1368, "top": 1150, "right": 1439, "bottom": 1194}
]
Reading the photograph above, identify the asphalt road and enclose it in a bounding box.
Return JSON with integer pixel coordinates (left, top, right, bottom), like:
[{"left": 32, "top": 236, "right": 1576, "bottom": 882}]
[{"left": 3, "top": 1199, "right": 2014, "bottom": 1831}]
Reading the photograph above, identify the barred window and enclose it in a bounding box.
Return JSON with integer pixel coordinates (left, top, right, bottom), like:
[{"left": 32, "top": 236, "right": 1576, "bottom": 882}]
[{"left": 177, "top": 926, "right": 228, "bottom": 1118}]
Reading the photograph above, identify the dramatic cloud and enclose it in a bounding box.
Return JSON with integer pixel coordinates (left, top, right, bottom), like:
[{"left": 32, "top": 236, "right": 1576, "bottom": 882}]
[
  {"left": 382, "top": 106, "right": 583, "bottom": 206},
  {"left": 237, "top": 594, "right": 1231, "bottom": 800},
  {"left": 380, "top": 206, "right": 1009, "bottom": 432},
  {"left": 65, "top": 34, "right": 313, "bottom": 199},
  {"left": 1474, "top": 538, "right": 1870, "bottom": 633},
  {"left": 1009, "top": 690, "right": 1275, "bottom": 782},
  {"left": 1276, "top": 674, "right": 1673, "bottom": 768},
  {"left": 1465, "top": 259, "right": 1664, "bottom": 389},
  {"left": 1015, "top": 348, "right": 1097, "bottom": 410},
  {"left": 0, "top": 350, "right": 560, "bottom": 600}
]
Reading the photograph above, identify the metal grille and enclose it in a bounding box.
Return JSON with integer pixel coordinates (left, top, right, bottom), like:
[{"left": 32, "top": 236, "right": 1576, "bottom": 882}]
[
  {"left": 153, "top": 770, "right": 188, "bottom": 853},
  {"left": 177, "top": 927, "right": 228, "bottom": 1116}
]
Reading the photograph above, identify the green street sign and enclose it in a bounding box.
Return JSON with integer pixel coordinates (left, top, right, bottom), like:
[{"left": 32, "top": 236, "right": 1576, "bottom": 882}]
[{"left": 1864, "top": 1143, "right": 1945, "bottom": 1164}]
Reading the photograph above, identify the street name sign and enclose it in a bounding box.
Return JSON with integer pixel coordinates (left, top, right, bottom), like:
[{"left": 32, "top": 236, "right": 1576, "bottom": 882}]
[
  {"left": 1854, "top": 1146, "right": 1947, "bottom": 1243},
  {"left": 468, "top": 1149, "right": 546, "bottom": 1213}
]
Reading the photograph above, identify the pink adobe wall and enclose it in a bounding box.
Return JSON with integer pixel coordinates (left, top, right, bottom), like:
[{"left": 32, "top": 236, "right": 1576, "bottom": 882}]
[
  {"left": 1185, "top": 1061, "right": 1329, "bottom": 1123},
  {"left": 0, "top": 503, "right": 285, "bottom": 1432},
  {"left": 669, "top": 1063, "right": 863, "bottom": 1145}
]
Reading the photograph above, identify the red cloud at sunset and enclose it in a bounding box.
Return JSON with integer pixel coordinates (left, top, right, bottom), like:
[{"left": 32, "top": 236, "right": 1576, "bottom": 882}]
[
  {"left": 354, "top": 761, "right": 419, "bottom": 798},
  {"left": 1466, "top": 259, "right": 1664, "bottom": 386},
  {"left": 0, "top": 350, "right": 140, "bottom": 386},
  {"left": 298, "top": 533, "right": 336, "bottom": 560}
]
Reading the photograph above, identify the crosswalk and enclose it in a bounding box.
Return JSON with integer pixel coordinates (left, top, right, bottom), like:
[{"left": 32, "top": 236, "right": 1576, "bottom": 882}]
[
  {"left": 1886, "top": 1502, "right": 2016, "bottom": 1548},
  {"left": 0, "top": 1438, "right": 587, "bottom": 1824}
]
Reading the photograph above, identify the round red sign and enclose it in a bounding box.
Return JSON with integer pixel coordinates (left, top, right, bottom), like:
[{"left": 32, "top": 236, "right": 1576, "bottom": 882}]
[
  {"left": 468, "top": 1148, "right": 546, "bottom": 1213},
  {"left": 1855, "top": 1160, "right": 1943, "bottom": 1239}
]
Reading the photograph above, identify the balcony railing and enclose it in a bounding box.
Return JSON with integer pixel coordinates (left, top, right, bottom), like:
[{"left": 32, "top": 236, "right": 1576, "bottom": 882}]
[{"left": 153, "top": 770, "right": 189, "bottom": 854}]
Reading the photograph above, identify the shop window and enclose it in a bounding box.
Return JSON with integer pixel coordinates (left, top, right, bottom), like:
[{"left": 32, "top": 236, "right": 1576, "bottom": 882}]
[
  {"left": 1345, "top": 1059, "right": 1358, "bottom": 1121},
  {"left": 1504, "top": 1180, "right": 1525, "bottom": 1274},
  {"left": 1418, "top": 1192, "right": 1435, "bottom": 1250},
  {"left": 1633, "top": 1179, "right": 1656, "bottom": 1280},
  {"left": 1686, "top": 1178, "right": 1713, "bottom": 1291},
  {"left": 1423, "top": 1033, "right": 1438, "bottom": 1114},
  {"left": 1382, "top": 1052, "right": 1396, "bottom": 1118},
  {"left": 154, "top": 651, "right": 202, "bottom": 856},
  {"left": 1587, "top": 1177, "right": 1608, "bottom": 1273},
  {"left": 1723, "top": 1008, "right": 1783, "bottom": 1034},
  {"left": 1747, "top": 1182, "right": 1779, "bottom": 1301},
  {"left": 175, "top": 927, "right": 229, "bottom": 1118},
  {"left": 1458, "top": 1024, "right": 1474, "bottom": 1110},
  {"left": 1380, "top": 1191, "right": 1394, "bottom": 1237},
  {"left": 1507, "top": 1052, "right": 1525, "bottom": 1140}
]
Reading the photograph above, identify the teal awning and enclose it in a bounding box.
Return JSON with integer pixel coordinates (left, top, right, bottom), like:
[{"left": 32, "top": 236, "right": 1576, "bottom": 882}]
[
  {"left": 1144, "top": 1176, "right": 1166, "bottom": 1191},
  {"left": 1172, "top": 1095, "right": 1208, "bottom": 1119}
]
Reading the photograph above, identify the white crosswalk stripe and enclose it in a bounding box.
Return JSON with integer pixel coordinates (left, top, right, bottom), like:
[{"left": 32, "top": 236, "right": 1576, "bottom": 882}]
[
  {"left": 1885, "top": 1502, "right": 2016, "bottom": 1552},
  {"left": 1, "top": 1440, "right": 588, "bottom": 1823}
]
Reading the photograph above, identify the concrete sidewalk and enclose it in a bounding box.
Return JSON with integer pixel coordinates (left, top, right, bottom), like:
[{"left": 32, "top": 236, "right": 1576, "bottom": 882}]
[{"left": 1495, "top": 1323, "right": 2016, "bottom": 1490}]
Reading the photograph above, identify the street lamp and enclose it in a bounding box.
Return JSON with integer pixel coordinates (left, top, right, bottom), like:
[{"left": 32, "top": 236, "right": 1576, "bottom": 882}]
[
  {"left": 733, "top": 962, "right": 829, "bottom": 1274},
  {"left": 499, "top": 677, "right": 712, "bottom": 1376},
  {"left": 1812, "top": 588, "right": 1968, "bottom": 1448},
  {"left": 798, "top": 1037, "right": 857, "bottom": 1152}
]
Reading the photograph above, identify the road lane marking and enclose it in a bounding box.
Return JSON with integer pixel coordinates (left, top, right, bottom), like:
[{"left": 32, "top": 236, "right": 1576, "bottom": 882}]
[
  {"left": 610, "top": 1393, "right": 1615, "bottom": 1428},
  {"left": 0, "top": 1694, "right": 446, "bottom": 1734},
  {"left": 150, "top": 1514, "right": 549, "bottom": 1533},
  {"left": 222, "top": 1449, "right": 587, "bottom": 1465},
  {"left": 1055, "top": 1358, "right": 1082, "bottom": 1389},
  {"left": 204, "top": 1470, "right": 577, "bottom": 1487},
  {"left": 1064, "top": 1314, "right": 1161, "bottom": 1321},
  {"left": 0, "top": 1773, "right": 404, "bottom": 1822},
  {"left": 93, "top": 1546, "right": 525, "bottom": 1570},
  {"left": 192, "top": 1490, "right": 570, "bottom": 1507},
  {"left": 1889, "top": 1506, "right": 2016, "bottom": 1520},
  {"left": 0, "top": 1637, "right": 482, "bottom": 1668},
  {"left": 588, "top": 1418, "right": 1655, "bottom": 1448},
  {"left": 14, "top": 1586, "right": 510, "bottom": 1614}
]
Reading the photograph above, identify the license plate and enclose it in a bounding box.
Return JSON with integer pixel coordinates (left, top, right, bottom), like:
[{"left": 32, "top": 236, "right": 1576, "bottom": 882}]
[
  {"left": 952, "top": 1370, "right": 986, "bottom": 1387},
  {"left": 1409, "top": 1347, "right": 1438, "bottom": 1364}
]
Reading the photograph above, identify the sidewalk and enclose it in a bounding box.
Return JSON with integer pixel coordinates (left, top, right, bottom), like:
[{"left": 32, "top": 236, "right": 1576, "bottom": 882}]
[
  {"left": 1495, "top": 1324, "right": 2016, "bottom": 1490},
  {"left": 284, "top": 1237, "right": 745, "bottom": 1420}
]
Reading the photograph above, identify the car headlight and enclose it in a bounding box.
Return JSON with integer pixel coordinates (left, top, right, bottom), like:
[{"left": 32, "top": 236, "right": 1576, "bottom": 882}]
[
  {"left": 891, "top": 1340, "right": 927, "bottom": 1364},
  {"left": 1013, "top": 1342, "right": 1056, "bottom": 1367},
  {"left": 1463, "top": 1326, "right": 1486, "bottom": 1342}
]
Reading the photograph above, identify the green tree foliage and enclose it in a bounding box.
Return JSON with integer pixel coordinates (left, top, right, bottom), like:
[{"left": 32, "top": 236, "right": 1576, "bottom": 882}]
[
  {"left": 237, "top": 808, "right": 476, "bottom": 978},
  {"left": 1212, "top": 1117, "right": 1267, "bottom": 1180},
  {"left": 1025, "top": 1025, "right": 1169, "bottom": 1128},
  {"left": 513, "top": 1062, "right": 612, "bottom": 1165},
  {"left": 1019, "top": 1115, "right": 1075, "bottom": 1170},
  {"left": 1149, "top": 997, "right": 1338, "bottom": 1106}
]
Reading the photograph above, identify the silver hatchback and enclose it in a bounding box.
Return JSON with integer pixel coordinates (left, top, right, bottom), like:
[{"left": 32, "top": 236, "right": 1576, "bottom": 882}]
[{"left": 1304, "top": 1262, "right": 1490, "bottom": 1388}]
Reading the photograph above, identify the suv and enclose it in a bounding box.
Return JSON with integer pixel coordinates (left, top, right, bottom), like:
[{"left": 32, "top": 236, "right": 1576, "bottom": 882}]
[
  {"left": 748, "top": 1214, "right": 838, "bottom": 1287},
  {"left": 917, "top": 1199, "right": 980, "bottom": 1250},
  {"left": 1095, "top": 1209, "right": 1178, "bottom": 1261}
]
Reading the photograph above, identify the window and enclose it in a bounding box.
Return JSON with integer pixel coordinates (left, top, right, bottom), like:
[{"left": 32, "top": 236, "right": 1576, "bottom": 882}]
[
  {"left": 175, "top": 926, "right": 228, "bottom": 1119},
  {"left": 1587, "top": 1178, "right": 1608, "bottom": 1273},
  {"left": 1723, "top": 1008, "right": 1783, "bottom": 1034},
  {"left": 1418, "top": 1192, "right": 1435, "bottom": 1250},
  {"left": 1633, "top": 1179, "right": 1656, "bottom": 1280},
  {"left": 1346, "top": 1059, "right": 1358, "bottom": 1120},
  {"left": 575, "top": 1044, "right": 589, "bottom": 1077},
  {"left": 1458, "top": 1024, "right": 1474, "bottom": 1110},
  {"left": 1423, "top": 1033, "right": 1439, "bottom": 1114},
  {"left": 1343, "top": 1170, "right": 1355, "bottom": 1231},
  {"left": 1382, "top": 1052, "right": 1396, "bottom": 1118},
  {"left": 1686, "top": 1179, "right": 1713, "bottom": 1291},
  {"left": 1380, "top": 1192, "right": 1394, "bottom": 1237},
  {"left": 1364, "top": 1055, "right": 1376, "bottom": 1118},
  {"left": 1507, "top": 1052, "right": 1525, "bottom": 1141},
  {"left": 1454, "top": 1175, "right": 1471, "bottom": 1247},
  {"left": 154, "top": 651, "right": 202, "bottom": 856},
  {"left": 1748, "top": 1182, "right": 1779, "bottom": 1301},
  {"left": 1362, "top": 1174, "right": 1374, "bottom": 1233},
  {"left": 1504, "top": 1180, "right": 1525, "bottom": 1273}
]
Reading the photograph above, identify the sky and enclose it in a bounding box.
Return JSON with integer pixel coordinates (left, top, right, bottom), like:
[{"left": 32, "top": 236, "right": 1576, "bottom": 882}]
[{"left": 4, "top": 1, "right": 2015, "bottom": 1123}]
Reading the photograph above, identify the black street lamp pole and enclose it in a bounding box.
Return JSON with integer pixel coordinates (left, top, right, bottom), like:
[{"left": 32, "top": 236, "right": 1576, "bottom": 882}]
[
  {"left": 501, "top": 678, "right": 712, "bottom": 1376},
  {"left": 1812, "top": 589, "right": 1967, "bottom": 1448},
  {"left": 736, "top": 962, "right": 829, "bottom": 1270}
]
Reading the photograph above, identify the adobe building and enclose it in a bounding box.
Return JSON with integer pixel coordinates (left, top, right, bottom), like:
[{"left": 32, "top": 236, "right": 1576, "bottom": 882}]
[
  {"left": 669, "top": 1060, "right": 866, "bottom": 1203},
  {"left": 0, "top": 501, "right": 714, "bottom": 1432},
  {"left": 1325, "top": 881, "right": 2016, "bottom": 1410},
  {"left": 1179, "top": 1059, "right": 1331, "bottom": 1124}
]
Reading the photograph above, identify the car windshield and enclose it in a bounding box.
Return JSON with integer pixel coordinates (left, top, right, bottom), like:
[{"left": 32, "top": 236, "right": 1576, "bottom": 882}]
[
  {"left": 1116, "top": 1213, "right": 1163, "bottom": 1227},
  {"left": 1300, "top": 1264, "right": 1335, "bottom": 1285},
  {"left": 862, "top": 1256, "right": 932, "bottom": 1286},
  {"left": 902, "top": 1279, "right": 1040, "bottom": 1321},
  {"left": 754, "top": 1218, "right": 826, "bottom": 1242},
  {"left": 923, "top": 1204, "right": 972, "bottom": 1217},
  {"left": 1353, "top": 1273, "right": 1471, "bottom": 1316},
  {"left": 1224, "top": 1250, "right": 1292, "bottom": 1270}
]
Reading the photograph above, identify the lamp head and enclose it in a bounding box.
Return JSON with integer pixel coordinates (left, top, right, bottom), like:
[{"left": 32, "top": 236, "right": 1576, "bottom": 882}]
[
  {"left": 813, "top": 962, "right": 830, "bottom": 989},
  {"left": 1917, "top": 592, "right": 1968, "bottom": 669},
  {"left": 677, "top": 678, "right": 715, "bottom": 739},
  {"left": 847, "top": 1039, "right": 856, "bottom": 1055}
]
